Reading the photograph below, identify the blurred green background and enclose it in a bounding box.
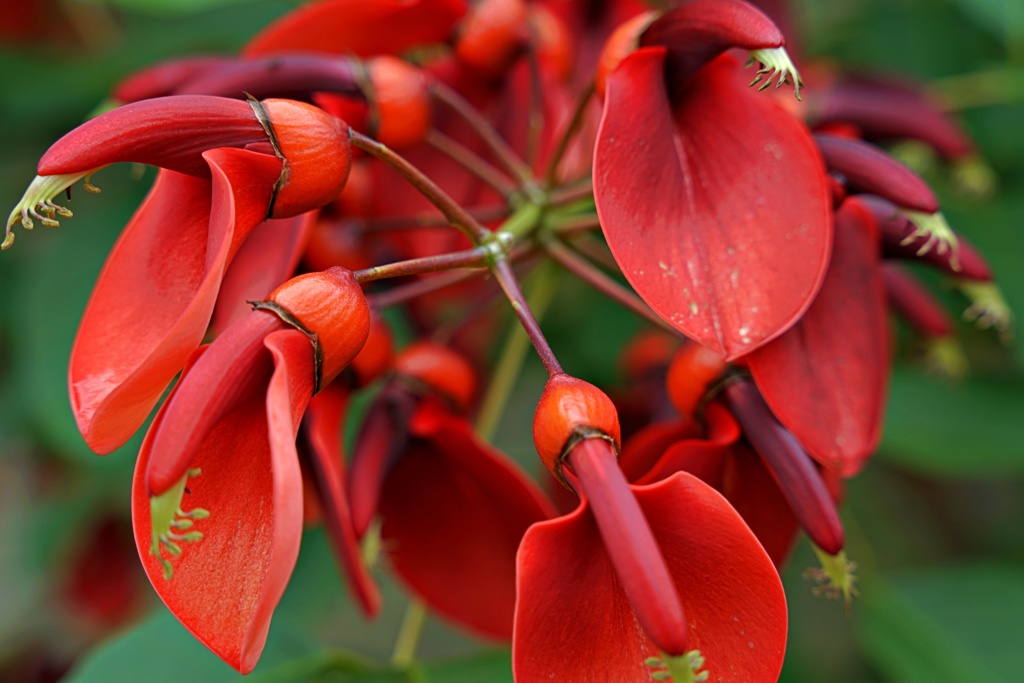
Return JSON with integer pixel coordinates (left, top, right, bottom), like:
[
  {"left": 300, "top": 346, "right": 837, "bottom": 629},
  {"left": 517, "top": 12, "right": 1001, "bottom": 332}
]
[{"left": 1, "top": 0, "right": 1023, "bottom": 681}]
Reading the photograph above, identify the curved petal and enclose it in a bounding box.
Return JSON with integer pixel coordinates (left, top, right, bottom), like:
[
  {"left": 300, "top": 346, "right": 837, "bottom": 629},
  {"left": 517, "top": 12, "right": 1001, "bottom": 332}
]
[
  {"left": 302, "top": 383, "right": 382, "bottom": 617},
  {"left": 618, "top": 418, "right": 700, "bottom": 483},
  {"left": 595, "top": 50, "right": 831, "bottom": 359},
  {"left": 130, "top": 328, "right": 311, "bottom": 673},
  {"left": 244, "top": 0, "right": 467, "bottom": 58},
  {"left": 636, "top": 403, "right": 741, "bottom": 485},
  {"left": 380, "top": 409, "right": 554, "bottom": 640},
  {"left": 748, "top": 198, "right": 889, "bottom": 476},
  {"left": 514, "top": 473, "right": 787, "bottom": 682},
  {"left": 70, "top": 148, "right": 282, "bottom": 453},
  {"left": 210, "top": 210, "right": 315, "bottom": 335}
]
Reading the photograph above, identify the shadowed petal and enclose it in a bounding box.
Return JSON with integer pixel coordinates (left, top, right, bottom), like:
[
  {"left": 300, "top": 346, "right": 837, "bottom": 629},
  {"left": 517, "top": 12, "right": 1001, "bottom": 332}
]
[{"left": 595, "top": 50, "right": 831, "bottom": 359}]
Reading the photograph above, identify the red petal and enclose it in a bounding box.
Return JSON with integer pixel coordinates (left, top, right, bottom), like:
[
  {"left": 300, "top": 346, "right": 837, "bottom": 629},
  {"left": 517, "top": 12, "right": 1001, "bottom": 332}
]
[
  {"left": 71, "top": 148, "right": 282, "bottom": 454},
  {"left": 210, "top": 211, "right": 315, "bottom": 335},
  {"left": 748, "top": 198, "right": 889, "bottom": 476},
  {"left": 618, "top": 419, "right": 701, "bottom": 482},
  {"left": 635, "top": 403, "right": 741, "bottom": 485},
  {"left": 380, "top": 413, "right": 554, "bottom": 640},
  {"left": 514, "top": 473, "right": 787, "bottom": 682},
  {"left": 595, "top": 51, "right": 831, "bottom": 359},
  {"left": 113, "top": 56, "right": 236, "bottom": 103},
  {"left": 244, "top": 0, "right": 467, "bottom": 58},
  {"left": 302, "top": 384, "right": 382, "bottom": 617},
  {"left": 131, "top": 328, "right": 311, "bottom": 673}
]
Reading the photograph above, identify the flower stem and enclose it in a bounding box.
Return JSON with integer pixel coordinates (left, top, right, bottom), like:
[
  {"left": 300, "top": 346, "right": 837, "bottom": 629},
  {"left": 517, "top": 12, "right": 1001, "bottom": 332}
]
[
  {"left": 391, "top": 598, "right": 429, "bottom": 669},
  {"left": 358, "top": 205, "right": 510, "bottom": 232},
  {"left": 544, "top": 80, "right": 595, "bottom": 186},
  {"left": 425, "top": 128, "right": 519, "bottom": 198},
  {"left": 350, "top": 130, "right": 490, "bottom": 243},
  {"left": 353, "top": 245, "right": 496, "bottom": 283},
  {"left": 491, "top": 258, "right": 562, "bottom": 376},
  {"left": 368, "top": 268, "right": 487, "bottom": 309},
  {"left": 430, "top": 80, "right": 535, "bottom": 186},
  {"left": 476, "top": 261, "right": 560, "bottom": 439}
]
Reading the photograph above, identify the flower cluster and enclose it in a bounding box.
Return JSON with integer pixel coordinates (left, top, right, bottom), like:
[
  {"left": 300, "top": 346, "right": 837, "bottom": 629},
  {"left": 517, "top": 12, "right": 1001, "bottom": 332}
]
[{"left": 6, "top": 0, "right": 1011, "bottom": 681}]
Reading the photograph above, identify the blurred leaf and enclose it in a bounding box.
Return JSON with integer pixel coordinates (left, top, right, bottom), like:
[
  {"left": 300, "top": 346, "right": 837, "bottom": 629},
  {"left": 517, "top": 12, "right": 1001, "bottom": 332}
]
[
  {"left": 422, "top": 651, "right": 512, "bottom": 683},
  {"left": 947, "top": 0, "right": 1024, "bottom": 47},
  {"left": 881, "top": 368, "right": 1024, "bottom": 475},
  {"left": 82, "top": 0, "right": 283, "bottom": 16},
  {"left": 857, "top": 564, "right": 1024, "bottom": 683}
]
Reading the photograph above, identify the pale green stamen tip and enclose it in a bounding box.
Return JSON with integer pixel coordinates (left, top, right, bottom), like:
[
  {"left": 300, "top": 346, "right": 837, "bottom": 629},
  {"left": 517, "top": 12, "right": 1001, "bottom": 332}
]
[
  {"left": 747, "top": 47, "right": 803, "bottom": 101},
  {"left": 5, "top": 171, "right": 99, "bottom": 251},
  {"left": 805, "top": 547, "right": 859, "bottom": 613},
  {"left": 956, "top": 280, "right": 1014, "bottom": 344},
  {"left": 899, "top": 210, "right": 959, "bottom": 267},
  {"left": 149, "top": 469, "right": 208, "bottom": 580},
  {"left": 647, "top": 650, "right": 708, "bottom": 682},
  {"left": 923, "top": 336, "right": 968, "bottom": 379}
]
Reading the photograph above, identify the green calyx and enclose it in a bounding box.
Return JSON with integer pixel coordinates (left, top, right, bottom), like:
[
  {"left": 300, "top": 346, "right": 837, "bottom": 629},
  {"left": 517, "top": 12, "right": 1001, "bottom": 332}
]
[
  {"left": 149, "top": 468, "right": 209, "bottom": 580},
  {"left": 645, "top": 650, "right": 709, "bottom": 682}
]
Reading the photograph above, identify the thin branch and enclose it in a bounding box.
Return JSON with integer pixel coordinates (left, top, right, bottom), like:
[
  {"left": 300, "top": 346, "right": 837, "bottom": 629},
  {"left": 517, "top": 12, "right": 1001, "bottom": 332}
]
[{"left": 424, "top": 129, "right": 519, "bottom": 198}]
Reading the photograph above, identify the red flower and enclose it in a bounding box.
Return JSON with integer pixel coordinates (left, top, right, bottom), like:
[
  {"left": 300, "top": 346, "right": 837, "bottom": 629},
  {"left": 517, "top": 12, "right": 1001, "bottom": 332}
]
[
  {"left": 6, "top": 95, "right": 353, "bottom": 454},
  {"left": 130, "top": 267, "right": 369, "bottom": 673},
  {"left": 518, "top": 374, "right": 787, "bottom": 682}
]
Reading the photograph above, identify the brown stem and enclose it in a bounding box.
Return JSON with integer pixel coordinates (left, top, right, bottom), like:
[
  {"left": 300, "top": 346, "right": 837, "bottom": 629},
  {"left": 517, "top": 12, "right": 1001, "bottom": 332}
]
[
  {"left": 424, "top": 129, "right": 519, "bottom": 198},
  {"left": 368, "top": 268, "right": 488, "bottom": 309},
  {"left": 430, "top": 80, "right": 534, "bottom": 185},
  {"left": 353, "top": 246, "right": 493, "bottom": 283},
  {"left": 552, "top": 213, "right": 602, "bottom": 236},
  {"left": 549, "top": 178, "right": 593, "bottom": 206},
  {"left": 545, "top": 239, "right": 679, "bottom": 335},
  {"left": 350, "top": 130, "right": 490, "bottom": 243},
  {"left": 544, "top": 80, "right": 595, "bottom": 187},
  {"left": 358, "top": 205, "right": 511, "bottom": 232},
  {"left": 525, "top": 42, "right": 545, "bottom": 168},
  {"left": 491, "top": 258, "right": 562, "bottom": 376}
]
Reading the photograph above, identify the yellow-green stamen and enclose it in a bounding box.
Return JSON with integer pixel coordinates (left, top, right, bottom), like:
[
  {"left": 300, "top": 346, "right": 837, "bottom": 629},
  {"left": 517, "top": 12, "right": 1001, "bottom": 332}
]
[
  {"left": 747, "top": 47, "right": 804, "bottom": 101},
  {"left": 645, "top": 650, "right": 709, "bottom": 682},
  {"left": 149, "top": 467, "right": 209, "bottom": 580},
  {"left": 805, "top": 546, "right": 858, "bottom": 612},
  {"left": 899, "top": 209, "right": 959, "bottom": 268},
  {"left": 956, "top": 279, "right": 1014, "bottom": 344},
  {"left": 4, "top": 170, "right": 104, "bottom": 250}
]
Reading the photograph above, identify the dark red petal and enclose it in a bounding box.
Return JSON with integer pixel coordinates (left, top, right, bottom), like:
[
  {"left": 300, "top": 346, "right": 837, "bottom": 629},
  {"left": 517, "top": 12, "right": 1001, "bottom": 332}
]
[
  {"left": 640, "top": 0, "right": 784, "bottom": 85},
  {"left": 595, "top": 50, "right": 831, "bottom": 359},
  {"left": 814, "top": 134, "right": 939, "bottom": 213},
  {"left": 210, "top": 211, "right": 315, "bottom": 335},
  {"left": 618, "top": 419, "right": 701, "bottom": 482},
  {"left": 131, "top": 328, "right": 311, "bottom": 674},
  {"left": 113, "top": 56, "right": 237, "bottom": 103},
  {"left": 70, "top": 148, "right": 283, "bottom": 454},
  {"left": 635, "top": 402, "right": 741, "bottom": 485},
  {"left": 882, "top": 263, "right": 955, "bottom": 338},
  {"left": 243, "top": 0, "right": 467, "bottom": 58},
  {"left": 39, "top": 96, "right": 267, "bottom": 178},
  {"left": 513, "top": 473, "right": 787, "bottom": 682},
  {"left": 302, "top": 384, "right": 382, "bottom": 617},
  {"left": 748, "top": 198, "right": 889, "bottom": 476},
  {"left": 380, "top": 412, "right": 554, "bottom": 640},
  {"left": 174, "top": 55, "right": 362, "bottom": 102}
]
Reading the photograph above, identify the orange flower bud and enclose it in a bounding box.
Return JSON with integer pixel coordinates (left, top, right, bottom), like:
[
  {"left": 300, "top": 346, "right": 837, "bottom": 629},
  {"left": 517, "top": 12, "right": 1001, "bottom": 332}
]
[
  {"left": 665, "top": 342, "right": 727, "bottom": 418},
  {"left": 393, "top": 342, "right": 477, "bottom": 413},
  {"left": 366, "top": 56, "right": 431, "bottom": 149},
  {"left": 260, "top": 98, "right": 352, "bottom": 218},
  {"left": 533, "top": 374, "right": 620, "bottom": 481},
  {"left": 454, "top": 0, "right": 529, "bottom": 79},
  {"left": 266, "top": 266, "right": 370, "bottom": 385}
]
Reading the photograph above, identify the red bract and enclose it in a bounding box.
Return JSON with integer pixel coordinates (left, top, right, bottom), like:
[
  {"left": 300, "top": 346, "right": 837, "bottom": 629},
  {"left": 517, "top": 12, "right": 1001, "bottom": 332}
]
[
  {"left": 3, "top": 96, "right": 353, "bottom": 453},
  {"left": 747, "top": 197, "right": 889, "bottom": 477},
  {"left": 348, "top": 343, "right": 554, "bottom": 639},
  {"left": 594, "top": 0, "right": 831, "bottom": 359},
  {"left": 519, "top": 375, "right": 787, "bottom": 681},
  {"left": 131, "top": 268, "right": 369, "bottom": 673}
]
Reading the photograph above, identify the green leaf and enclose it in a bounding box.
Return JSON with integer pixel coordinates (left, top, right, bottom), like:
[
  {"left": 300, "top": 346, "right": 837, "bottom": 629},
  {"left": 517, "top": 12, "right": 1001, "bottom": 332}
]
[
  {"left": 948, "top": 0, "right": 1024, "bottom": 47},
  {"left": 422, "top": 651, "right": 513, "bottom": 683},
  {"left": 880, "top": 368, "right": 1024, "bottom": 476},
  {"left": 857, "top": 564, "right": 1024, "bottom": 683},
  {"left": 80, "top": 0, "right": 293, "bottom": 18}
]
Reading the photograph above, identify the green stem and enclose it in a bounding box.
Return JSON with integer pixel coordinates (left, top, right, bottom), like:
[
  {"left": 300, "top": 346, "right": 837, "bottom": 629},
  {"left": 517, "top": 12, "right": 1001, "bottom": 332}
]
[{"left": 391, "top": 599, "right": 429, "bottom": 669}]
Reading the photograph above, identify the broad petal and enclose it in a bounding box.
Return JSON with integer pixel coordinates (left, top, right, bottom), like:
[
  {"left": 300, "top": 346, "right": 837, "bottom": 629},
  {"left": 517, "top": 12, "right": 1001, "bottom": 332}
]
[
  {"left": 595, "top": 50, "right": 831, "bottom": 359},
  {"left": 380, "top": 410, "right": 554, "bottom": 640},
  {"left": 244, "top": 0, "right": 467, "bottom": 58},
  {"left": 130, "top": 328, "right": 310, "bottom": 673},
  {"left": 70, "top": 148, "right": 282, "bottom": 453},
  {"left": 514, "top": 473, "right": 787, "bottom": 682},
  {"left": 618, "top": 419, "right": 701, "bottom": 483},
  {"left": 748, "top": 198, "right": 889, "bottom": 476},
  {"left": 635, "top": 403, "right": 741, "bottom": 485},
  {"left": 211, "top": 210, "right": 315, "bottom": 335},
  {"left": 302, "top": 383, "right": 382, "bottom": 617}
]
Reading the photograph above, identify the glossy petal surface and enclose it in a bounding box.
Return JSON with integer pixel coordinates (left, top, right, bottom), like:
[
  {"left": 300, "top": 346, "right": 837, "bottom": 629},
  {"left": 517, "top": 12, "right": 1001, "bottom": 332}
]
[
  {"left": 514, "top": 472, "right": 787, "bottom": 682},
  {"left": 595, "top": 51, "right": 830, "bottom": 359},
  {"left": 749, "top": 199, "right": 889, "bottom": 476},
  {"left": 70, "top": 148, "right": 282, "bottom": 453}
]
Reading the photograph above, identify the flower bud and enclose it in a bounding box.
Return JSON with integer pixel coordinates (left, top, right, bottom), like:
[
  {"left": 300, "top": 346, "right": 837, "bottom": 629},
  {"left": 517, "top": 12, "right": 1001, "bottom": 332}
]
[
  {"left": 366, "top": 56, "right": 431, "bottom": 149},
  {"left": 533, "top": 374, "right": 620, "bottom": 482},
  {"left": 454, "top": 0, "right": 529, "bottom": 79},
  {"left": 393, "top": 342, "right": 476, "bottom": 413},
  {"left": 666, "top": 342, "right": 728, "bottom": 418}
]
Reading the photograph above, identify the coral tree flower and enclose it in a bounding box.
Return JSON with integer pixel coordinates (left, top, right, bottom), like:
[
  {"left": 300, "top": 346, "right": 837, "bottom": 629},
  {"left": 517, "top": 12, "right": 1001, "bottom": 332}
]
[
  {"left": 593, "top": 0, "right": 831, "bottom": 359},
  {"left": 517, "top": 374, "right": 787, "bottom": 682},
  {"left": 130, "top": 267, "right": 369, "bottom": 674},
  {"left": 347, "top": 342, "right": 555, "bottom": 640},
  {"left": 5, "top": 95, "right": 353, "bottom": 454}
]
